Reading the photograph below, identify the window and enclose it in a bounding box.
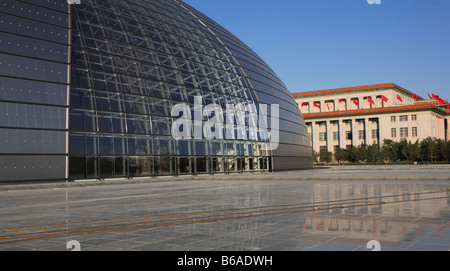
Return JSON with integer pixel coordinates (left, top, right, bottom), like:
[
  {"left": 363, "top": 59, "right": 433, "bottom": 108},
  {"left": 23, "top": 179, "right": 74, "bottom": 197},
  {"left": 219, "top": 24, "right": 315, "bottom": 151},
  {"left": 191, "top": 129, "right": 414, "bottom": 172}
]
[
  {"left": 391, "top": 128, "right": 396, "bottom": 138},
  {"left": 412, "top": 115, "right": 417, "bottom": 121},
  {"left": 333, "top": 132, "right": 339, "bottom": 141},
  {"left": 372, "top": 129, "right": 379, "bottom": 139},
  {"left": 400, "top": 127, "right": 408, "bottom": 137},
  {"left": 319, "top": 132, "right": 327, "bottom": 141},
  {"left": 346, "top": 132, "right": 352, "bottom": 140},
  {"left": 391, "top": 116, "right": 396, "bottom": 122},
  {"left": 412, "top": 127, "right": 417, "bottom": 137},
  {"left": 319, "top": 146, "right": 328, "bottom": 152},
  {"left": 359, "top": 130, "right": 365, "bottom": 140},
  {"left": 400, "top": 115, "right": 408, "bottom": 121}
]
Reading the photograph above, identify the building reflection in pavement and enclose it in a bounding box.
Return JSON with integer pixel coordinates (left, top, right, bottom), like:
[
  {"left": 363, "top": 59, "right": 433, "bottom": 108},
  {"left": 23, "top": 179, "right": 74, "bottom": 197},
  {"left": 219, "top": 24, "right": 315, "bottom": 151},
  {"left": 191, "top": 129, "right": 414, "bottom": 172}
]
[{"left": 300, "top": 183, "right": 449, "bottom": 248}]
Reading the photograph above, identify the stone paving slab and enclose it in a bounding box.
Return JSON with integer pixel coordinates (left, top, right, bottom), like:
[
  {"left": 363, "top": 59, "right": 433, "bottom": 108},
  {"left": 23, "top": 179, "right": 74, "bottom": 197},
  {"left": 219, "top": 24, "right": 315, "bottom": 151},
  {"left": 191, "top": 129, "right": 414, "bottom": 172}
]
[
  {"left": 1, "top": 164, "right": 449, "bottom": 192},
  {"left": 0, "top": 165, "right": 448, "bottom": 251}
]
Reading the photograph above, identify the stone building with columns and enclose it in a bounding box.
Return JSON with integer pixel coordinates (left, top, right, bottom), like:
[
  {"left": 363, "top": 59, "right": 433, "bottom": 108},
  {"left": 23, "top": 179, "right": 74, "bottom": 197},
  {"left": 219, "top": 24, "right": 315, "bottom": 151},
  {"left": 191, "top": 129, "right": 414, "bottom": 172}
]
[{"left": 292, "top": 83, "right": 450, "bottom": 153}]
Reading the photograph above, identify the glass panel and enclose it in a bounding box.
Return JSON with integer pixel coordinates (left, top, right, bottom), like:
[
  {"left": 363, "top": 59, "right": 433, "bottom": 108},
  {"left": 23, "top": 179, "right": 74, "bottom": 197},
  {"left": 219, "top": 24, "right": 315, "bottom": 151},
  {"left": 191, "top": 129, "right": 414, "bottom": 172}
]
[
  {"left": 100, "top": 157, "right": 114, "bottom": 178},
  {"left": 127, "top": 114, "right": 150, "bottom": 134},
  {"left": 69, "top": 133, "right": 97, "bottom": 155},
  {"left": 211, "top": 157, "right": 222, "bottom": 173},
  {"left": 99, "top": 136, "right": 114, "bottom": 155},
  {"left": 196, "top": 157, "right": 208, "bottom": 173},
  {"left": 128, "top": 156, "right": 139, "bottom": 177},
  {"left": 178, "top": 157, "right": 192, "bottom": 174},
  {"left": 195, "top": 141, "right": 208, "bottom": 156},
  {"left": 71, "top": 88, "right": 95, "bottom": 109},
  {"left": 128, "top": 136, "right": 150, "bottom": 155},
  {"left": 86, "top": 157, "right": 98, "bottom": 178},
  {"left": 69, "top": 157, "right": 86, "bottom": 180},
  {"left": 154, "top": 137, "right": 172, "bottom": 155},
  {"left": 139, "top": 157, "right": 149, "bottom": 176},
  {"left": 97, "top": 112, "right": 126, "bottom": 133},
  {"left": 114, "top": 157, "right": 127, "bottom": 177},
  {"left": 70, "top": 109, "right": 96, "bottom": 132},
  {"left": 95, "top": 91, "right": 124, "bottom": 112},
  {"left": 159, "top": 157, "right": 171, "bottom": 175},
  {"left": 177, "top": 140, "right": 192, "bottom": 156}
]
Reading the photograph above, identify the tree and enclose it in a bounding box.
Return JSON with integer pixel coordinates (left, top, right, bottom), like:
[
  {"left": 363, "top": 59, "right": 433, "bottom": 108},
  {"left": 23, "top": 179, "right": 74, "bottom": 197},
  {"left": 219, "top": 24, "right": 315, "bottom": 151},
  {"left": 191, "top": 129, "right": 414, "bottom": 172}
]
[
  {"left": 402, "top": 140, "right": 420, "bottom": 162},
  {"left": 367, "top": 143, "right": 381, "bottom": 163},
  {"left": 310, "top": 139, "right": 450, "bottom": 164},
  {"left": 436, "top": 139, "right": 450, "bottom": 163},
  {"left": 312, "top": 150, "right": 319, "bottom": 164},
  {"left": 334, "top": 148, "right": 349, "bottom": 164},
  {"left": 381, "top": 139, "right": 396, "bottom": 162},
  {"left": 319, "top": 150, "right": 333, "bottom": 164},
  {"left": 354, "top": 144, "right": 368, "bottom": 163},
  {"left": 420, "top": 137, "right": 437, "bottom": 163},
  {"left": 347, "top": 146, "right": 358, "bottom": 163},
  {"left": 397, "top": 138, "right": 409, "bottom": 161}
]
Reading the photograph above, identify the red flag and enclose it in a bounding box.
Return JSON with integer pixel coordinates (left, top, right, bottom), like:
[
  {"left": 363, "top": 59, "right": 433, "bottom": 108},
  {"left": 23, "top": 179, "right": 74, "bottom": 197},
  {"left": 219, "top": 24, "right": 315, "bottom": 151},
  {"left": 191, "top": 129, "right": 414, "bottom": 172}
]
[
  {"left": 397, "top": 94, "right": 403, "bottom": 102},
  {"left": 301, "top": 103, "right": 308, "bottom": 107},
  {"left": 313, "top": 102, "right": 321, "bottom": 108},
  {"left": 352, "top": 99, "right": 359, "bottom": 106},
  {"left": 327, "top": 104, "right": 330, "bottom": 110},
  {"left": 368, "top": 97, "right": 375, "bottom": 105},
  {"left": 382, "top": 96, "right": 388, "bottom": 102},
  {"left": 339, "top": 99, "right": 346, "bottom": 103},
  {"left": 437, "top": 97, "right": 445, "bottom": 104},
  {"left": 432, "top": 93, "right": 438, "bottom": 99},
  {"left": 412, "top": 93, "right": 418, "bottom": 101},
  {"left": 447, "top": 99, "right": 450, "bottom": 109},
  {"left": 428, "top": 93, "right": 432, "bottom": 99}
]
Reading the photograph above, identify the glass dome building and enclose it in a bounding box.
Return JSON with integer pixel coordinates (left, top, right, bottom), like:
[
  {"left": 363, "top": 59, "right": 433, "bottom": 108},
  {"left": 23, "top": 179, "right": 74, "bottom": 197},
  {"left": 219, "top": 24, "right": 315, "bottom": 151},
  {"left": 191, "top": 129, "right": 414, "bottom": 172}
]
[{"left": 0, "top": 0, "right": 311, "bottom": 182}]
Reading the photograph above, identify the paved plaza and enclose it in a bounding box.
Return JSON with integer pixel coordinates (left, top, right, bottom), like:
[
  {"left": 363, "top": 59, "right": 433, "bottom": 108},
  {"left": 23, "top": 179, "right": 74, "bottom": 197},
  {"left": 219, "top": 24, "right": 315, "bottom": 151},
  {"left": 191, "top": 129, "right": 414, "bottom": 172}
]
[{"left": 0, "top": 165, "right": 448, "bottom": 251}]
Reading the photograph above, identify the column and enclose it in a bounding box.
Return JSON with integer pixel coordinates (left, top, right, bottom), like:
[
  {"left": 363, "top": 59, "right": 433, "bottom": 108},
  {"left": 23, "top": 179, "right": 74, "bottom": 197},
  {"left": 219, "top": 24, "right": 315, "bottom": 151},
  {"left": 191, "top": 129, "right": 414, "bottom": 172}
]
[
  {"left": 338, "top": 119, "right": 345, "bottom": 149},
  {"left": 365, "top": 118, "right": 370, "bottom": 145},
  {"left": 310, "top": 121, "right": 317, "bottom": 153},
  {"left": 351, "top": 119, "right": 357, "bottom": 147},
  {"left": 378, "top": 117, "right": 382, "bottom": 147},
  {"left": 326, "top": 120, "right": 332, "bottom": 152}
]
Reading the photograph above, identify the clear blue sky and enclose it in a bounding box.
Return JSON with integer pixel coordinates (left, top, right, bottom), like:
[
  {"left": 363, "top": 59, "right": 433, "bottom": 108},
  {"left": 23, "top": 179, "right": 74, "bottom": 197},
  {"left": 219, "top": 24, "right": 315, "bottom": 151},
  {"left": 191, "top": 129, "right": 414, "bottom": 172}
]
[{"left": 182, "top": 0, "right": 450, "bottom": 99}]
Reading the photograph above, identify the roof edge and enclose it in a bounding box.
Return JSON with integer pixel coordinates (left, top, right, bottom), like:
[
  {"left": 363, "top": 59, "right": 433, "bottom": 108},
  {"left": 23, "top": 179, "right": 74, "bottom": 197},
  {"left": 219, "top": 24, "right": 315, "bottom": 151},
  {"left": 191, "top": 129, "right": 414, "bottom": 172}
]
[
  {"left": 302, "top": 103, "right": 448, "bottom": 119},
  {"left": 292, "top": 83, "right": 424, "bottom": 100}
]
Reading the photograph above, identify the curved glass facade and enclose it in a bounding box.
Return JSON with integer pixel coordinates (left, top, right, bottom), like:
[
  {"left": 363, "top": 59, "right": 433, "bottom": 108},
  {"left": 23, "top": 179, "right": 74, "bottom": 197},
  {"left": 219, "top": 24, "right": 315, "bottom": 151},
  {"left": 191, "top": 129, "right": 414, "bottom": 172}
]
[{"left": 0, "top": 0, "right": 311, "bottom": 182}]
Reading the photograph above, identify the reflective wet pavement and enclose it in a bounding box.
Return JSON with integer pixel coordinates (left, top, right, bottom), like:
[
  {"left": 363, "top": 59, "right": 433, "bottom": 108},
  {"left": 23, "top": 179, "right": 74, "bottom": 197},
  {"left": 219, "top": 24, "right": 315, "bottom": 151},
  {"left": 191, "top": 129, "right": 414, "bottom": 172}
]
[{"left": 0, "top": 165, "right": 449, "bottom": 251}]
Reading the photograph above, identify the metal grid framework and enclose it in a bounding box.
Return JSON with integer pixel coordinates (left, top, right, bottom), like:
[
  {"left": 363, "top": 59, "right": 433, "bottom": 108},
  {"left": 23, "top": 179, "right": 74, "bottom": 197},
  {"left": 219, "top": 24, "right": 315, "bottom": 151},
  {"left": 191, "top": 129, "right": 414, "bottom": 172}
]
[{"left": 0, "top": 0, "right": 312, "bottom": 182}]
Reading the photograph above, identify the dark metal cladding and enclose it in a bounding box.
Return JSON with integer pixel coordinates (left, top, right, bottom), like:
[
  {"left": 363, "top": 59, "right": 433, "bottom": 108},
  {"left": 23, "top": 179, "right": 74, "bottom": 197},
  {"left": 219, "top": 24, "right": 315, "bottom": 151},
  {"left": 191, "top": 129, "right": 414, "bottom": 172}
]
[{"left": 0, "top": 0, "right": 70, "bottom": 182}]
